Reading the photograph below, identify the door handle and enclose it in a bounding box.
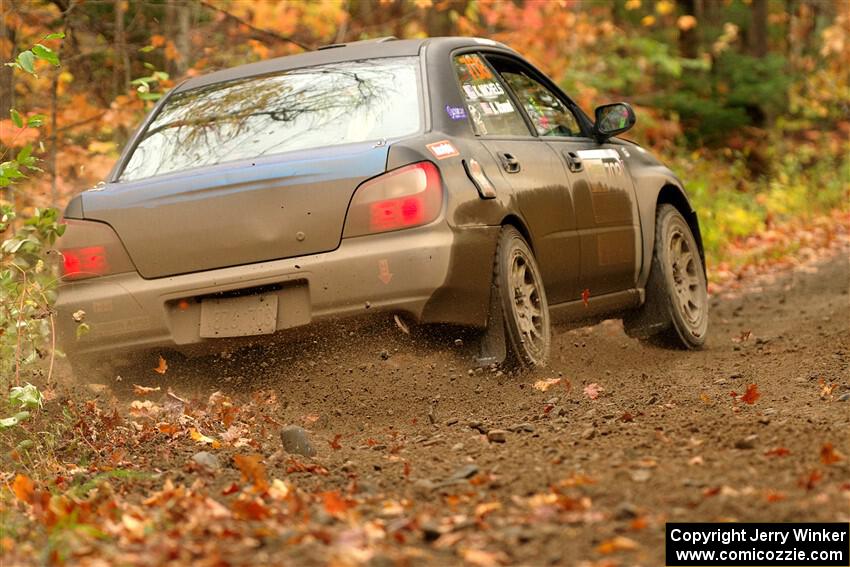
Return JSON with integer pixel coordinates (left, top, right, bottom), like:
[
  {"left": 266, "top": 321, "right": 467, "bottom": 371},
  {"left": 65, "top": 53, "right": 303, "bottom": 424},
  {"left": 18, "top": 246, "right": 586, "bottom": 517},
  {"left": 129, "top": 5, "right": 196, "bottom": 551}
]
[
  {"left": 498, "top": 152, "right": 521, "bottom": 174},
  {"left": 564, "top": 151, "right": 583, "bottom": 172}
]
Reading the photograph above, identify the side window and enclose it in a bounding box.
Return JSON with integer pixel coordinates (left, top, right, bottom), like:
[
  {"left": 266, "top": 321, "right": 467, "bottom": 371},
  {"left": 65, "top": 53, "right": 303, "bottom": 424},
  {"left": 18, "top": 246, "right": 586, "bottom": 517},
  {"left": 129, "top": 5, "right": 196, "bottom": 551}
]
[
  {"left": 452, "top": 53, "right": 529, "bottom": 137},
  {"left": 498, "top": 69, "right": 582, "bottom": 137}
]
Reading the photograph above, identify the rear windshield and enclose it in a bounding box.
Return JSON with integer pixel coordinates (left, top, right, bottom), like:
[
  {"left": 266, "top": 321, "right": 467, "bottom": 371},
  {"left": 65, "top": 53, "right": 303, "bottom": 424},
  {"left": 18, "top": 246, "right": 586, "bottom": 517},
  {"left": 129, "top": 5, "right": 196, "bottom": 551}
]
[{"left": 119, "top": 57, "right": 422, "bottom": 182}]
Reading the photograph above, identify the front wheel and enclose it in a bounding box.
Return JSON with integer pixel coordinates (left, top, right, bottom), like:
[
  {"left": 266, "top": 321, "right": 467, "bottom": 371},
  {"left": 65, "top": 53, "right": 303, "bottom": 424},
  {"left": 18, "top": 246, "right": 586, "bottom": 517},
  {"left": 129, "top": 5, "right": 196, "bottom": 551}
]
[
  {"left": 493, "top": 226, "right": 551, "bottom": 367},
  {"left": 625, "top": 204, "right": 708, "bottom": 348}
]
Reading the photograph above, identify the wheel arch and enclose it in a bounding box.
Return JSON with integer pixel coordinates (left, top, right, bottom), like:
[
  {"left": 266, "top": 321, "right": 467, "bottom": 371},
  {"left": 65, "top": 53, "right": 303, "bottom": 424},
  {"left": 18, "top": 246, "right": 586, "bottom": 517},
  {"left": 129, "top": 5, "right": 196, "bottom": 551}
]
[
  {"left": 637, "top": 181, "right": 706, "bottom": 288},
  {"left": 499, "top": 213, "right": 535, "bottom": 252},
  {"left": 656, "top": 184, "right": 706, "bottom": 274}
]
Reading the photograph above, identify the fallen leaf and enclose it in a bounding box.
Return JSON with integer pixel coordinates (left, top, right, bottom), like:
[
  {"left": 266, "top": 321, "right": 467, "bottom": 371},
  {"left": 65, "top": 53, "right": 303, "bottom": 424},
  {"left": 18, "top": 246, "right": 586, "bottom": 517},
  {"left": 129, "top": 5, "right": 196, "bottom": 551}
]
[
  {"left": 12, "top": 474, "right": 34, "bottom": 504},
  {"left": 533, "top": 378, "right": 561, "bottom": 392},
  {"left": 321, "top": 490, "right": 355, "bottom": 517},
  {"left": 302, "top": 414, "right": 320, "bottom": 425},
  {"left": 581, "top": 288, "right": 590, "bottom": 307},
  {"left": 799, "top": 469, "right": 822, "bottom": 491},
  {"left": 820, "top": 443, "right": 844, "bottom": 465},
  {"left": 765, "top": 447, "right": 790, "bottom": 458},
  {"left": 403, "top": 461, "right": 411, "bottom": 479},
  {"left": 233, "top": 454, "right": 269, "bottom": 493},
  {"left": 818, "top": 378, "right": 837, "bottom": 400},
  {"left": 596, "top": 535, "right": 639, "bottom": 554},
  {"left": 133, "top": 384, "right": 161, "bottom": 396},
  {"left": 231, "top": 496, "right": 271, "bottom": 520},
  {"left": 583, "top": 383, "right": 602, "bottom": 400},
  {"left": 153, "top": 355, "right": 168, "bottom": 375},
  {"left": 474, "top": 501, "right": 502, "bottom": 519},
  {"left": 328, "top": 434, "right": 342, "bottom": 450},
  {"left": 688, "top": 455, "right": 704, "bottom": 466},
  {"left": 741, "top": 383, "right": 760, "bottom": 405},
  {"left": 189, "top": 428, "right": 220, "bottom": 448},
  {"left": 287, "top": 458, "right": 329, "bottom": 475},
  {"left": 765, "top": 490, "right": 786, "bottom": 502},
  {"left": 732, "top": 330, "right": 752, "bottom": 343},
  {"left": 461, "top": 548, "right": 509, "bottom": 567},
  {"left": 620, "top": 412, "right": 634, "bottom": 422},
  {"left": 268, "top": 478, "right": 291, "bottom": 500},
  {"left": 129, "top": 400, "right": 162, "bottom": 417}
]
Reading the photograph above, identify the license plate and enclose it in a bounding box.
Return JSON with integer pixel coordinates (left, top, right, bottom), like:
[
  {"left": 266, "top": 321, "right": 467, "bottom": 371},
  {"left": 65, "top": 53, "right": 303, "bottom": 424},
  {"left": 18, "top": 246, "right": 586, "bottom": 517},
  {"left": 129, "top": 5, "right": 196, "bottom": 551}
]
[{"left": 199, "top": 294, "right": 278, "bottom": 338}]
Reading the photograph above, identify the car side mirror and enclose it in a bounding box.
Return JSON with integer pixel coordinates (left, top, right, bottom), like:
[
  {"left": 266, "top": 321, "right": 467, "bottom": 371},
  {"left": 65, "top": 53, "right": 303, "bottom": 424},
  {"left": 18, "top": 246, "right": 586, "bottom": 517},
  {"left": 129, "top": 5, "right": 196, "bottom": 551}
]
[{"left": 593, "top": 102, "right": 636, "bottom": 142}]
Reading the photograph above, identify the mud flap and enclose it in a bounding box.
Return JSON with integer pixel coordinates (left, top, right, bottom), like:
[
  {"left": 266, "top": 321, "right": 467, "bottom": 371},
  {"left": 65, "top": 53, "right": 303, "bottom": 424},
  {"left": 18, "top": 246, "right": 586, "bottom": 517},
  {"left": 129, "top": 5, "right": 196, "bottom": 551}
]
[{"left": 475, "top": 282, "right": 507, "bottom": 366}]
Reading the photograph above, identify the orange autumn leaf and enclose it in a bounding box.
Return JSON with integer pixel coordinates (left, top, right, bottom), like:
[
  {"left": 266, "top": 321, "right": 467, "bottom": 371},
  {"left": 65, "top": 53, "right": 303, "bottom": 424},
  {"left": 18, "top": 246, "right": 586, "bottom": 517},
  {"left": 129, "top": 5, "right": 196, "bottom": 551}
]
[
  {"left": 231, "top": 497, "right": 271, "bottom": 520},
  {"left": 12, "top": 474, "right": 35, "bottom": 504},
  {"left": 233, "top": 454, "right": 269, "bottom": 493},
  {"left": 596, "top": 535, "right": 639, "bottom": 554},
  {"left": 765, "top": 447, "right": 790, "bottom": 458},
  {"left": 189, "top": 428, "right": 220, "bottom": 448},
  {"left": 799, "top": 469, "right": 822, "bottom": 491},
  {"left": 583, "top": 383, "right": 602, "bottom": 400},
  {"left": 321, "top": 490, "right": 355, "bottom": 517},
  {"left": 741, "top": 383, "right": 760, "bottom": 405},
  {"left": 153, "top": 355, "right": 168, "bottom": 375},
  {"left": 765, "top": 490, "right": 786, "bottom": 502},
  {"left": 133, "top": 384, "right": 161, "bottom": 396},
  {"left": 630, "top": 516, "right": 648, "bottom": 531},
  {"left": 328, "top": 434, "right": 342, "bottom": 450},
  {"left": 581, "top": 288, "right": 590, "bottom": 307},
  {"left": 820, "top": 443, "right": 844, "bottom": 465}
]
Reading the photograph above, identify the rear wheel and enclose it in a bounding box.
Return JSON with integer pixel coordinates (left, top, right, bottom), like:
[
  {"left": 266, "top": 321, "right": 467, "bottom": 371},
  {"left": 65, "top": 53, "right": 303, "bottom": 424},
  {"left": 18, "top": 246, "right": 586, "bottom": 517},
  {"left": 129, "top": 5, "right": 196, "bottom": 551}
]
[
  {"left": 493, "top": 226, "right": 551, "bottom": 368},
  {"left": 625, "top": 204, "right": 708, "bottom": 348}
]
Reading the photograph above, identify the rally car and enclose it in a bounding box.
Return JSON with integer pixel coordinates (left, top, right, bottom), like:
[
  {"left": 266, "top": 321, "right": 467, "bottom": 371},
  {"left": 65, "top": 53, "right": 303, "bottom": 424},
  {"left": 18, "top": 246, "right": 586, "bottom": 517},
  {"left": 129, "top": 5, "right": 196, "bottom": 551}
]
[{"left": 57, "top": 36, "right": 708, "bottom": 374}]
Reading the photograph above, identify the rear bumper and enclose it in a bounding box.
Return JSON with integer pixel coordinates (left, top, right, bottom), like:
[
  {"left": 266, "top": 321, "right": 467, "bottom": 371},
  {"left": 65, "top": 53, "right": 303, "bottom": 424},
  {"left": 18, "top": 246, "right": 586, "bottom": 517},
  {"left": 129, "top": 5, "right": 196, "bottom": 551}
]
[{"left": 56, "top": 224, "right": 499, "bottom": 358}]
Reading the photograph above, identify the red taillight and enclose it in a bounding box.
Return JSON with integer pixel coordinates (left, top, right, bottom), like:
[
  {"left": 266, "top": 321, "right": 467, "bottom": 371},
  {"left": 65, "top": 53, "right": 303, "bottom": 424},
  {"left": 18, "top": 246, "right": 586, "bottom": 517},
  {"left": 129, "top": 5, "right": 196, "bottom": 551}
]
[
  {"left": 62, "top": 246, "right": 109, "bottom": 280},
  {"left": 344, "top": 161, "right": 443, "bottom": 238}
]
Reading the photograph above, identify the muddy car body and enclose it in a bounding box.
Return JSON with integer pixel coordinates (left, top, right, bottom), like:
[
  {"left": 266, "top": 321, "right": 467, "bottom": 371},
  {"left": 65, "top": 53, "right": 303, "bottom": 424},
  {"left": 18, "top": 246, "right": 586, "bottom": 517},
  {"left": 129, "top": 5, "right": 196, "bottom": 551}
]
[{"left": 57, "top": 36, "right": 708, "bottom": 372}]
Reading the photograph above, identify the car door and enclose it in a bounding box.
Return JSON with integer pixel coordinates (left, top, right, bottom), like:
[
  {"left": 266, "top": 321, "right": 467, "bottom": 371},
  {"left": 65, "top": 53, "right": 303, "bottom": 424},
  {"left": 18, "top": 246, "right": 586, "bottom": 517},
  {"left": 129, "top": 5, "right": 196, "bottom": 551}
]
[
  {"left": 485, "top": 54, "right": 641, "bottom": 297},
  {"left": 451, "top": 52, "right": 581, "bottom": 304}
]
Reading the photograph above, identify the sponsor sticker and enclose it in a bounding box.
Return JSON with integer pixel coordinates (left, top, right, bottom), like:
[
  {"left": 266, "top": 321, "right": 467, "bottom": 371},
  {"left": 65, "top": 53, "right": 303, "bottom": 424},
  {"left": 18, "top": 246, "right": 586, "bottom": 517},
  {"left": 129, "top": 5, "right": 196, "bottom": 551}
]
[
  {"left": 426, "top": 140, "right": 459, "bottom": 160},
  {"left": 446, "top": 105, "right": 467, "bottom": 121}
]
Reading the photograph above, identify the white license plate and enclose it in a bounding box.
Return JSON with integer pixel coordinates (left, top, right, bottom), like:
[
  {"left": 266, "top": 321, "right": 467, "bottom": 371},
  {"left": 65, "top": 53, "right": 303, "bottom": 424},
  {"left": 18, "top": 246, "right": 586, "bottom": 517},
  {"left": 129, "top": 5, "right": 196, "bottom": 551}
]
[{"left": 199, "top": 294, "right": 278, "bottom": 338}]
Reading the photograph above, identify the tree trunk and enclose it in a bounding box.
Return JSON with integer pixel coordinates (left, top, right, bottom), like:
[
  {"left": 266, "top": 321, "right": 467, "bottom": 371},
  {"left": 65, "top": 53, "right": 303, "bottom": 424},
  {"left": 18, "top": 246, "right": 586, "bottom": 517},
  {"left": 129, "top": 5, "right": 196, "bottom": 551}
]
[
  {"left": 176, "top": 0, "right": 191, "bottom": 75},
  {"left": 113, "top": 0, "right": 129, "bottom": 98},
  {"left": 749, "top": 0, "right": 769, "bottom": 57},
  {"left": 677, "top": 0, "right": 699, "bottom": 59},
  {"left": 0, "top": 7, "right": 15, "bottom": 124}
]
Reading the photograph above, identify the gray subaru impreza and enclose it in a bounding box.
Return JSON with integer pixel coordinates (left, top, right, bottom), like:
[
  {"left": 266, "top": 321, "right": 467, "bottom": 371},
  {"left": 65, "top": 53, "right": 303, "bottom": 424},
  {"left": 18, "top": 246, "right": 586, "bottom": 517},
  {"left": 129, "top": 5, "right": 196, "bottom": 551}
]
[{"left": 57, "top": 36, "right": 708, "bottom": 376}]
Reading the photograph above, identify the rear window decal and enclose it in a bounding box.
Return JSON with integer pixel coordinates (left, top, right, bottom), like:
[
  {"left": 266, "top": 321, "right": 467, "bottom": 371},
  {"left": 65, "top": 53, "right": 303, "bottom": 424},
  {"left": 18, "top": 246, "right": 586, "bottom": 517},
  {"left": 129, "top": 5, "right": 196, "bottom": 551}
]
[
  {"left": 446, "top": 105, "right": 467, "bottom": 121},
  {"left": 426, "top": 140, "right": 459, "bottom": 160},
  {"left": 456, "top": 54, "right": 493, "bottom": 80}
]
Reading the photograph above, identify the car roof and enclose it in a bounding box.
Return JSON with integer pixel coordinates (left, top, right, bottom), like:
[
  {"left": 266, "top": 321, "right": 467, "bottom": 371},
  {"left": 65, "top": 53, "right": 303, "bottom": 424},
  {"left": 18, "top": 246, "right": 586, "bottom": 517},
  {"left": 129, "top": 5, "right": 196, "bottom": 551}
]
[{"left": 174, "top": 36, "right": 512, "bottom": 93}]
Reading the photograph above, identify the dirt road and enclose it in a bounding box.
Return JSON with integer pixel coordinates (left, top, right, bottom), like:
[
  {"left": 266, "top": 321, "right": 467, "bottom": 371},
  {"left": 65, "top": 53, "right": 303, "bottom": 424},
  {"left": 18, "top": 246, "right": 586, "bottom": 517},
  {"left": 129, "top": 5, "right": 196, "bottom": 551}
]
[
  {"left": 9, "top": 247, "right": 848, "bottom": 566},
  {"left": 64, "top": 245, "right": 841, "bottom": 566}
]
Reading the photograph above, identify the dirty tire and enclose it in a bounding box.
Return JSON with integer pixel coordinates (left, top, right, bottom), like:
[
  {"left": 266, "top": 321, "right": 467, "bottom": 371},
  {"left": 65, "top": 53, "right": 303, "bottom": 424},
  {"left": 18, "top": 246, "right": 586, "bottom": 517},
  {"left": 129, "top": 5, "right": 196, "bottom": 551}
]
[
  {"left": 626, "top": 204, "right": 708, "bottom": 348},
  {"left": 494, "top": 226, "right": 551, "bottom": 368}
]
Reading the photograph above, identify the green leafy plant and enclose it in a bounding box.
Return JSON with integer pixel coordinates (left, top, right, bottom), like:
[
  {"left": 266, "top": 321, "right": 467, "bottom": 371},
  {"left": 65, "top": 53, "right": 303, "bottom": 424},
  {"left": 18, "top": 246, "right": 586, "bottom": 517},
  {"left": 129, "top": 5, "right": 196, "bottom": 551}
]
[{"left": 1, "top": 33, "right": 66, "bottom": 387}]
